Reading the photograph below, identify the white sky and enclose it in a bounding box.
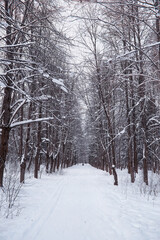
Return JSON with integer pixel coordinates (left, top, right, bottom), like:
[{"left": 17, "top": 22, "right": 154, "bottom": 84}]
[{"left": 57, "top": 0, "right": 95, "bottom": 69}]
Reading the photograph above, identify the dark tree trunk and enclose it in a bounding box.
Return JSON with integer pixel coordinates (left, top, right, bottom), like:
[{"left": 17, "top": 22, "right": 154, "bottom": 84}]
[
  {"left": 112, "top": 166, "right": 118, "bottom": 186},
  {"left": 50, "top": 156, "right": 54, "bottom": 173},
  {"left": 143, "top": 158, "right": 148, "bottom": 185},
  {"left": 20, "top": 103, "right": 32, "bottom": 183},
  {"left": 34, "top": 152, "right": 39, "bottom": 179},
  {"left": 20, "top": 161, "right": 26, "bottom": 183},
  {"left": 34, "top": 105, "right": 42, "bottom": 179},
  {"left": 0, "top": 0, "right": 13, "bottom": 187}
]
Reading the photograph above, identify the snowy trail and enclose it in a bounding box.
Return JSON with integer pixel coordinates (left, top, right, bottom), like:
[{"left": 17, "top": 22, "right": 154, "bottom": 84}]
[
  {"left": 1, "top": 164, "right": 160, "bottom": 240},
  {"left": 26, "top": 166, "right": 119, "bottom": 240}
]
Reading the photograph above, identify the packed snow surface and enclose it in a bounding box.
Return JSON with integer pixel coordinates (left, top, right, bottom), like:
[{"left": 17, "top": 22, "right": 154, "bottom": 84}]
[{"left": 0, "top": 164, "right": 160, "bottom": 240}]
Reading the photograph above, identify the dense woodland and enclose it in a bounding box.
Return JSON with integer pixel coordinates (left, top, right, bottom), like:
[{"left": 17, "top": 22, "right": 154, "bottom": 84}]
[{"left": 0, "top": 0, "right": 160, "bottom": 195}]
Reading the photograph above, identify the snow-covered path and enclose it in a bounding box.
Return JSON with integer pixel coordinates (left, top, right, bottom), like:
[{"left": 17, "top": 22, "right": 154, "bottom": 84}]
[{"left": 1, "top": 164, "right": 160, "bottom": 240}]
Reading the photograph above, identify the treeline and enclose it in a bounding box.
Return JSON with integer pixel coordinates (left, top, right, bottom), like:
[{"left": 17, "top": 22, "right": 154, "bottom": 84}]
[
  {"left": 0, "top": 0, "right": 82, "bottom": 187},
  {"left": 0, "top": 0, "right": 160, "bottom": 189},
  {"left": 79, "top": 0, "right": 160, "bottom": 185}
]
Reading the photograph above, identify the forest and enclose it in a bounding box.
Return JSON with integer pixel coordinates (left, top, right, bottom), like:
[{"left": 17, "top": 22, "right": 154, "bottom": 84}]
[{"left": 0, "top": 0, "right": 160, "bottom": 217}]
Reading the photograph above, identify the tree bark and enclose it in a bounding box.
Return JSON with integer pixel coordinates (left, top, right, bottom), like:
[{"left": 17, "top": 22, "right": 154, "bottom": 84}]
[
  {"left": 112, "top": 166, "right": 118, "bottom": 186},
  {"left": 34, "top": 105, "right": 42, "bottom": 179},
  {"left": 0, "top": 0, "right": 13, "bottom": 187}
]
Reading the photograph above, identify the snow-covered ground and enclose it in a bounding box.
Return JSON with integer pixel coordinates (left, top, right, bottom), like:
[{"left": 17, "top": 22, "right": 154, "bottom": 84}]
[{"left": 0, "top": 164, "right": 160, "bottom": 240}]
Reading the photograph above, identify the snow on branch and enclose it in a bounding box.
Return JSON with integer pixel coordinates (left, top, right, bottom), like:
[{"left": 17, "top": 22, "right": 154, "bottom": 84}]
[
  {"left": 147, "top": 116, "right": 160, "bottom": 126},
  {"left": 40, "top": 73, "right": 68, "bottom": 93},
  {"left": 52, "top": 78, "right": 64, "bottom": 86},
  {"left": 0, "top": 42, "right": 34, "bottom": 49},
  {"left": 52, "top": 78, "right": 68, "bottom": 93},
  {"left": 128, "top": 97, "right": 145, "bottom": 116},
  {"left": 60, "top": 86, "right": 68, "bottom": 93},
  {"left": 9, "top": 99, "right": 27, "bottom": 125},
  {"left": 10, "top": 117, "right": 54, "bottom": 128},
  {"left": 105, "top": 124, "right": 134, "bottom": 150},
  {"left": 115, "top": 42, "right": 160, "bottom": 62},
  {"left": 102, "top": 39, "right": 160, "bottom": 65}
]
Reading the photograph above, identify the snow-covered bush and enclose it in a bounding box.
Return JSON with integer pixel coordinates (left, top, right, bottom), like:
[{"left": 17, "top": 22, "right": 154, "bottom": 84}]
[
  {"left": 0, "top": 168, "right": 22, "bottom": 218},
  {"left": 118, "top": 169, "right": 160, "bottom": 199},
  {"left": 139, "top": 171, "right": 160, "bottom": 198}
]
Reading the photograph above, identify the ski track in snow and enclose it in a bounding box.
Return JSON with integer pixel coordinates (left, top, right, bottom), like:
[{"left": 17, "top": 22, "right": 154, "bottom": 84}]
[
  {"left": 1, "top": 164, "right": 160, "bottom": 240},
  {"left": 23, "top": 177, "right": 65, "bottom": 240}
]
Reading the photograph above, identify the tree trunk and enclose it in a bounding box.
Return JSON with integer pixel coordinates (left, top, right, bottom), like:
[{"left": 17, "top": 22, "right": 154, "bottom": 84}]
[
  {"left": 112, "top": 166, "right": 118, "bottom": 186},
  {"left": 20, "top": 161, "right": 26, "bottom": 183},
  {"left": 0, "top": 0, "right": 13, "bottom": 187},
  {"left": 20, "top": 102, "right": 32, "bottom": 183},
  {"left": 34, "top": 105, "right": 42, "bottom": 179}
]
